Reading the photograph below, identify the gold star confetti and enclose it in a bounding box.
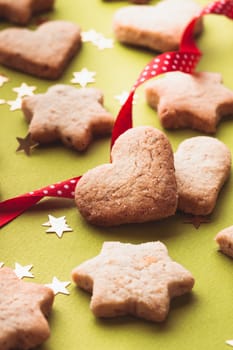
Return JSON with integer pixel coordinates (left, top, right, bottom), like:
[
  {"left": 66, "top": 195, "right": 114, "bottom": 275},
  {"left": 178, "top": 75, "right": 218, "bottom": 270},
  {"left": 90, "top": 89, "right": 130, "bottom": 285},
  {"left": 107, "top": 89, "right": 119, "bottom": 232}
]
[
  {"left": 71, "top": 68, "right": 96, "bottom": 87},
  {"left": 183, "top": 215, "right": 210, "bottom": 229},
  {"left": 16, "top": 133, "right": 38, "bottom": 156},
  {"left": 45, "top": 277, "right": 70, "bottom": 295},
  {"left": 14, "top": 263, "right": 34, "bottom": 279},
  {"left": 42, "top": 215, "right": 73, "bottom": 238}
]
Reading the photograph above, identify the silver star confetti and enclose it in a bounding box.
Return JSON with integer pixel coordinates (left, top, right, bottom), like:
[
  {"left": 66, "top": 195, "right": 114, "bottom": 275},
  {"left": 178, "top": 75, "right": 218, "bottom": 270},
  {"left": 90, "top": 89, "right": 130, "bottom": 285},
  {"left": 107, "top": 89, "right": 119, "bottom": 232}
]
[
  {"left": 45, "top": 277, "right": 70, "bottom": 295},
  {"left": 0, "top": 262, "right": 4, "bottom": 268},
  {"left": 0, "top": 99, "right": 5, "bottom": 105},
  {"left": 42, "top": 214, "right": 72, "bottom": 238},
  {"left": 81, "top": 29, "right": 114, "bottom": 50},
  {"left": 71, "top": 68, "right": 96, "bottom": 87},
  {"left": 7, "top": 97, "right": 22, "bottom": 111},
  {"left": 0, "top": 74, "right": 9, "bottom": 87},
  {"left": 226, "top": 340, "right": 233, "bottom": 347},
  {"left": 14, "top": 263, "right": 34, "bottom": 279},
  {"left": 114, "top": 90, "right": 138, "bottom": 106},
  {"left": 94, "top": 36, "right": 114, "bottom": 50},
  {"left": 81, "top": 29, "right": 101, "bottom": 43},
  {"left": 13, "top": 82, "right": 36, "bottom": 98}
]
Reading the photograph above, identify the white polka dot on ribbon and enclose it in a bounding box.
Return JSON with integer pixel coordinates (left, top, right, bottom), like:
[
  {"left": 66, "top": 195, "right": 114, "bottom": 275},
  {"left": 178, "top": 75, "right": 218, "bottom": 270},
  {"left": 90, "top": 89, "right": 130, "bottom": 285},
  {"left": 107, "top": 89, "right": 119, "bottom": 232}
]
[
  {"left": 27, "top": 177, "right": 81, "bottom": 199},
  {"left": 132, "top": 51, "right": 201, "bottom": 92}
]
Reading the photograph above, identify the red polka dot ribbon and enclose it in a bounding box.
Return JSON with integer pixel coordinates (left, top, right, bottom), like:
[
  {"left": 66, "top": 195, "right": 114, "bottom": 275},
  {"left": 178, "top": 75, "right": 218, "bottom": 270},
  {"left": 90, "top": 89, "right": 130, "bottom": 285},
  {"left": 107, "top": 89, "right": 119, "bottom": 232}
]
[
  {"left": 0, "top": 177, "right": 82, "bottom": 227},
  {"left": 0, "top": 0, "right": 233, "bottom": 228},
  {"left": 111, "top": 0, "right": 233, "bottom": 147}
]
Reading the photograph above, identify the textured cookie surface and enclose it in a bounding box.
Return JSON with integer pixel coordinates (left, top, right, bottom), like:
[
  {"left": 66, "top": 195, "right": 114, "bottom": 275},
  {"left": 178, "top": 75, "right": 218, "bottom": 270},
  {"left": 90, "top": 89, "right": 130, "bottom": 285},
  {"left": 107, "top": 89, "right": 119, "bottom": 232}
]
[
  {"left": 174, "top": 136, "right": 231, "bottom": 216},
  {"left": 215, "top": 226, "right": 233, "bottom": 258},
  {"left": 0, "top": 0, "right": 54, "bottom": 24},
  {"left": 107, "top": 0, "right": 150, "bottom": 3},
  {"left": 72, "top": 241, "right": 195, "bottom": 322},
  {"left": 145, "top": 71, "right": 233, "bottom": 133},
  {"left": 0, "top": 20, "right": 81, "bottom": 79},
  {"left": 113, "top": 0, "right": 202, "bottom": 52},
  {"left": 0, "top": 267, "right": 54, "bottom": 350},
  {"left": 22, "top": 85, "right": 114, "bottom": 151},
  {"left": 129, "top": 0, "right": 149, "bottom": 2},
  {"left": 75, "top": 126, "right": 178, "bottom": 226}
]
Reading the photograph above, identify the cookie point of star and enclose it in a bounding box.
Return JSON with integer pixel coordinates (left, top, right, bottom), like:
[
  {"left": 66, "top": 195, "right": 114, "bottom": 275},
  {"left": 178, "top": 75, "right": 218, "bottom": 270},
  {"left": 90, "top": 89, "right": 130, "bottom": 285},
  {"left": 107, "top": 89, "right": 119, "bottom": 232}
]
[{"left": 16, "top": 133, "right": 38, "bottom": 156}]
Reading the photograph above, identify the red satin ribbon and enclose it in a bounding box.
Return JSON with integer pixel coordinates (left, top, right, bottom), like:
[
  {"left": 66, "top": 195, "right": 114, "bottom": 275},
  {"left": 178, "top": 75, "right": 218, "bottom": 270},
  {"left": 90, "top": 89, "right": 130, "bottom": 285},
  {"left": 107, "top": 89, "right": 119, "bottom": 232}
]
[{"left": 1, "top": 0, "right": 233, "bottom": 228}]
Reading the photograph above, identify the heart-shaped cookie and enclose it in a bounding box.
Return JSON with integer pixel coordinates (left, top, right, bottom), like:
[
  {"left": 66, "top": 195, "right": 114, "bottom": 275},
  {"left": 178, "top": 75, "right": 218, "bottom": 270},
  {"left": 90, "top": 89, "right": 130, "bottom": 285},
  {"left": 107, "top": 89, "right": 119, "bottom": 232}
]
[
  {"left": 174, "top": 136, "right": 231, "bottom": 216},
  {"left": 75, "top": 126, "right": 178, "bottom": 226},
  {"left": 0, "top": 0, "right": 54, "bottom": 24},
  {"left": 0, "top": 20, "right": 81, "bottom": 79},
  {"left": 113, "top": 0, "right": 203, "bottom": 52}
]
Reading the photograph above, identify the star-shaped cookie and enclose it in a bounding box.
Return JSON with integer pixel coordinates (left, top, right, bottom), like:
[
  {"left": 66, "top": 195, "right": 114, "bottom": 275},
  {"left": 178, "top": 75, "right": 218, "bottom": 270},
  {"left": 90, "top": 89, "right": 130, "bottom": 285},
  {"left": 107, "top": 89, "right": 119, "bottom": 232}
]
[
  {"left": 0, "top": 267, "right": 54, "bottom": 350},
  {"left": 0, "top": 0, "right": 54, "bottom": 24},
  {"left": 21, "top": 85, "right": 114, "bottom": 151},
  {"left": 0, "top": 21, "right": 81, "bottom": 79},
  {"left": 72, "top": 241, "right": 194, "bottom": 322},
  {"left": 145, "top": 71, "right": 233, "bottom": 133}
]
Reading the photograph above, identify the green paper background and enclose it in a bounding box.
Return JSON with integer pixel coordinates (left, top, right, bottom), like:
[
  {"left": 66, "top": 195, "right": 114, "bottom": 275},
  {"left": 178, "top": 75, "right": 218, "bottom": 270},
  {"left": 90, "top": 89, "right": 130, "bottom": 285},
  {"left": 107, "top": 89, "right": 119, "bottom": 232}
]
[{"left": 0, "top": 0, "right": 233, "bottom": 349}]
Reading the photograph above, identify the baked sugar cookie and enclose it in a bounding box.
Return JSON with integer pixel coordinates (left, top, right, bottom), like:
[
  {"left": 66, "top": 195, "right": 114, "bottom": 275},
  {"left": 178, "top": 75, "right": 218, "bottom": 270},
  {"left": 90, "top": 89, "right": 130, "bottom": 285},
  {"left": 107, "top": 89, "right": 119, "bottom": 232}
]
[
  {"left": 22, "top": 85, "right": 114, "bottom": 151},
  {"left": 0, "top": 267, "right": 54, "bottom": 350},
  {"left": 72, "top": 241, "right": 195, "bottom": 322},
  {"left": 113, "top": 0, "right": 203, "bottom": 52},
  {"left": 145, "top": 71, "right": 233, "bottom": 133},
  {"left": 174, "top": 136, "right": 231, "bottom": 216},
  {"left": 0, "top": 0, "right": 54, "bottom": 24},
  {"left": 75, "top": 126, "right": 178, "bottom": 226},
  {"left": 0, "top": 21, "right": 81, "bottom": 79}
]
